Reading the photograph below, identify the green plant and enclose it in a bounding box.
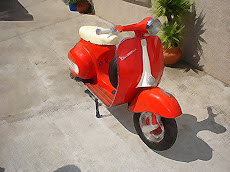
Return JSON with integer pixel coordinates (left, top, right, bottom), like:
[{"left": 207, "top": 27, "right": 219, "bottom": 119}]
[
  {"left": 70, "top": 0, "right": 87, "bottom": 4},
  {"left": 152, "top": 0, "right": 192, "bottom": 22},
  {"left": 151, "top": 0, "right": 192, "bottom": 49},
  {"left": 160, "top": 21, "right": 184, "bottom": 49}
]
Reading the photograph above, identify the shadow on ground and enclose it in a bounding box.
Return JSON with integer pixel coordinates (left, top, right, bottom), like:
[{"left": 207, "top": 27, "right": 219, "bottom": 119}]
[
  {"left": 0, "top": 167, "right": 5, "bottom": 172},
  {"left": 167, "top": 60, "right": 203, "bottom": 74},
  {"left": 108, "top": 104, "right": 137, "bottom": 134},
  {"left": 54, "top": 165, "right": 81, "bottom": 172},
  {"left": 108, "top": 105, "right": 226, "bottom": 162},
  {"left": 83, "top": 84, "right": 227, "bottom": 162},
  {"left": 155, "top": 106, "right": 226, "bottom": 162},
  {"left": 0, "top": 0, "right": 33, "bottom": 21}
]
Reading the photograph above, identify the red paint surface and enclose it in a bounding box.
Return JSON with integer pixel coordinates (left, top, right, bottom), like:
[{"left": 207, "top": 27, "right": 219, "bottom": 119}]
[{"left": 115, "top": 17, "right": 152, "bottom": 37}]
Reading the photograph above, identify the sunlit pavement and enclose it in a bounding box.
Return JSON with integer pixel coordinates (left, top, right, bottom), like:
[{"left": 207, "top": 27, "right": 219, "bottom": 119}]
[{"left": 0, "top": 0, "right": 230, "bottom": 171}]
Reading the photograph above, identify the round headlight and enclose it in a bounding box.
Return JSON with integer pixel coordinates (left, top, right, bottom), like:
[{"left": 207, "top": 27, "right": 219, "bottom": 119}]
[{"left": 146, "top": 18, "right": 162, "bottom": 36}]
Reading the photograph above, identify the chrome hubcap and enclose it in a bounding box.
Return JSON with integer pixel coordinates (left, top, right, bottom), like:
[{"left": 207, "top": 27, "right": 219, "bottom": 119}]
[{"left": 139, "top": 112, "right": 164, "bottom": 142}]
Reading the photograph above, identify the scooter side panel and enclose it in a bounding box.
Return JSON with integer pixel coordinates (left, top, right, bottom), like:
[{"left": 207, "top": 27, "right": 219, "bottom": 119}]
[
  {"left": 128, "top": 87, "right": 182, "bottom": 118},
  {"left": 69, "top": 38, "right": 116, "bottom": 81},
  {"left": 68, "top": 39, "right": 96, "bottom": 79}
]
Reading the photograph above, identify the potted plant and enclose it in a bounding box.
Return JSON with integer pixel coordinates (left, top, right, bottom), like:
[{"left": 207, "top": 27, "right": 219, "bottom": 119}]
[
  {"left": 152, "top": 0, "right": 192, "bottom": 65},
  {"left": 161, "top": 21, "right": 184, "bottom": 65},
  {"left": 70, "top": 0, "right": 91, "bottom": 14}
]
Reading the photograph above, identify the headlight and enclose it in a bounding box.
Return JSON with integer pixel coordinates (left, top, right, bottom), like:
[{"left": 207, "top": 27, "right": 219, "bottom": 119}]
[{"left": 146, "top": 18, "right": 162, "bottom": 36}]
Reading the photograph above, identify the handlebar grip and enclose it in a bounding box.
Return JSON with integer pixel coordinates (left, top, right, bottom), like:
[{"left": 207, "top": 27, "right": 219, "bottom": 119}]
[{"left": 96, "top": 28, "right": 112, "bottom": 35}]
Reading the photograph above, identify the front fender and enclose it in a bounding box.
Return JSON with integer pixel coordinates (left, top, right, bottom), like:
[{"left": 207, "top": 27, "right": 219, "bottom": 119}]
[{"left": 128, "top": 87, "right": 182, "bottom": 118}]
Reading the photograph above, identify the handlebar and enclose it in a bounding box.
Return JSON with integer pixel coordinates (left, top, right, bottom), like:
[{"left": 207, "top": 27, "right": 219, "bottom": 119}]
[
  {"left": 96, "top": 17, "right": 157, "bottom": 37},
  {"left": 96, "top": 27, "right": 118, "bottom": 35}
]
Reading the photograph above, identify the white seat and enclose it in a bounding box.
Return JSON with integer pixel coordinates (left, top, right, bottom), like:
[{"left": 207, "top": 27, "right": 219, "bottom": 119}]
[{"left": 79, "top": 26, "right": 120, "bottom": 45}]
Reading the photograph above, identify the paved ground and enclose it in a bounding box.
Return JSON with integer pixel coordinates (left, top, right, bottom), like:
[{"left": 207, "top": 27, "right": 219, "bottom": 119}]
[{"left": 0, "top": 0, "right": 230, "bottom": 171}]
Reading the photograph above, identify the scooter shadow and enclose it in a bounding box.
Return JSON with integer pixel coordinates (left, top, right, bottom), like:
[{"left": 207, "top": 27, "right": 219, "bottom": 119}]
[
  {"left": 154, "top": 107, "right": 227, "bottom": 162},
  {"left": 87, "top": 88, "right": 227, "bottom": 162},
  {"left": 108, "top": 104, "right": 137, "bottom": 134},
  {"left": 108, "top": 105, "right": 227, "bottom": 162}
]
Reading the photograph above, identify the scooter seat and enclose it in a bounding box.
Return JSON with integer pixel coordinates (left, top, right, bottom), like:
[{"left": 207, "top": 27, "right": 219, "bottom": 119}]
[{"left": 79, "top": 26, "right": 120, "bottom": 45}]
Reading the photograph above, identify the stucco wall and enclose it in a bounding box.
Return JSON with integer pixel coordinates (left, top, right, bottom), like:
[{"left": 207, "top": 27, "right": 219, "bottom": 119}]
[
  {"left": 182, "top": 0, "right": 230, "bottom": 85},
  {"left": 92, "top": 0, "right": 230, "bottom": 85}
]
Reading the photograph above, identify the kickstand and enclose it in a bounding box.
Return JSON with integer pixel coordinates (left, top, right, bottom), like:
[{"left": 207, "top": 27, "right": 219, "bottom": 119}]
[
  {"left": 95, "top": 98, "right": 101, "bottom": 118},
  {"left": 84, "top": 89, "right": 102, "bottom": 118}
]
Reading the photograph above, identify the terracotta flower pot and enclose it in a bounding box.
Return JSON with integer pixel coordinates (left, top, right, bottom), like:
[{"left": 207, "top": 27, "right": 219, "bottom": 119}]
[
  {"left": 163, "top": 47, "right": 182, "bottom": 65},
  {"left": 77, "top": 1, "right": 90, "bottom": 13}
]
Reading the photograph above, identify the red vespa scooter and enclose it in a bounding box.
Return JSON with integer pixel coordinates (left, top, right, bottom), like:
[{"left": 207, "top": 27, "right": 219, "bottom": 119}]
[{"left": 68, "top": 17, "right": 182, "bottom": 151}]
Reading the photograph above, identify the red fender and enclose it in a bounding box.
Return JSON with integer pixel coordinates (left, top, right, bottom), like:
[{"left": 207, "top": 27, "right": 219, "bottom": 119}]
[{"left": 128, "top": 87, "right": 182, "bottom": 118}]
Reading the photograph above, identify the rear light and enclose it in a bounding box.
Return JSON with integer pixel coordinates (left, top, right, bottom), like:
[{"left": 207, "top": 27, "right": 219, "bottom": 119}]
[{"left": 68, "top": 58, "right": 79, "bottom": 74}]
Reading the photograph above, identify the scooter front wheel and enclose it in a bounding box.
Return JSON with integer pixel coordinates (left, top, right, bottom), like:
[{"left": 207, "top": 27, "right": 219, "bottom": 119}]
[{"left": 133, "top": 112, "right": 177, "bottom": 151}]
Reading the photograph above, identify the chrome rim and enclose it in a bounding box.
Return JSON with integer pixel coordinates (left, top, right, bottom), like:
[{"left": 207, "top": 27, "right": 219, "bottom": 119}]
[{"left": 139, "top": 112, "right": 164, "bottom": 143}]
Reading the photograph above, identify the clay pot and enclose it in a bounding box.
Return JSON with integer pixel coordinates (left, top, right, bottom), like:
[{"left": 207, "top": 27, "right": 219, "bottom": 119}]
[
  {"left": 163, "top": 47, "right": 182, "bottom": 65},
  {"left": 77, "top": 1, "right": 90, "bottom": 14}
]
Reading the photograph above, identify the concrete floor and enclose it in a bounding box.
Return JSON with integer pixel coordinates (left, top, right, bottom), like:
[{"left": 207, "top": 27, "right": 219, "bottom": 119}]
[{"left": 0, "top": 0, "right": 230, "bottom": 171}]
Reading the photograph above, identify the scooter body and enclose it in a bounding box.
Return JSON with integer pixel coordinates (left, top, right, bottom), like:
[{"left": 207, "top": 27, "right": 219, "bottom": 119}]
[{"left": 68, "top": 17, "right": 182, "bottom": 150}]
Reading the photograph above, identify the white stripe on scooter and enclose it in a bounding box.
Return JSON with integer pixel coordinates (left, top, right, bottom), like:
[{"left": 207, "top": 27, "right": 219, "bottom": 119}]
[{"left": 137, "top": 39, "right": 156, "bottom": 87}]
